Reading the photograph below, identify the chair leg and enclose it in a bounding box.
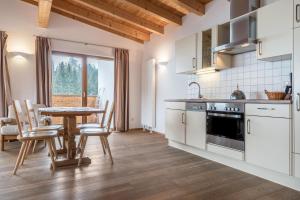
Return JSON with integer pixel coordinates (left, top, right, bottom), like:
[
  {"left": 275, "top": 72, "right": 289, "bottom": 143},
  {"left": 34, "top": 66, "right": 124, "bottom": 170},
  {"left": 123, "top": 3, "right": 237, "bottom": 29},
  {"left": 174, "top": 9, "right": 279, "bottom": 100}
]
[
  {"left": 57, "top": 135, "right": 62, "bottom": 148},
  {"left": 32, "top": 140, "right": 38, "bottom": 153},
  {"left": 51, "top": 138, "right": 58, "bottom": 159},
  {"left": 103, "top": 136, "right": 113, "bottom": 165},
  {"left": 78, "top": 136, "right": 88, "bottom": 167},
  {"left": 0, "top": 135, "right": 4, "bottom": 151},
  {"left": 77, "top": 135, "right": 83, "bottom": 153},
  {"left": 13, "top": 141, "right": 26, "bottom": 175},
  {"left": 47, "top": 139, "right": 56, "bottom": 171},
  {"left": 99, "top": 136, "right": 106, "bottom": 155},
  {"left": 20, "top": 141, "right": 30, "bottom": 165}
]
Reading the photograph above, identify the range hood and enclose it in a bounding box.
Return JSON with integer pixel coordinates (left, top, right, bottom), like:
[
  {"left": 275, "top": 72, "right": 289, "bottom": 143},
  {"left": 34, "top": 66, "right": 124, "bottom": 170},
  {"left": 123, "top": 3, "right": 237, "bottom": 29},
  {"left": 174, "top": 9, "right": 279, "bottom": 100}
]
[{"left": 214, "top": 0, "right": 260, "bottom": 55}]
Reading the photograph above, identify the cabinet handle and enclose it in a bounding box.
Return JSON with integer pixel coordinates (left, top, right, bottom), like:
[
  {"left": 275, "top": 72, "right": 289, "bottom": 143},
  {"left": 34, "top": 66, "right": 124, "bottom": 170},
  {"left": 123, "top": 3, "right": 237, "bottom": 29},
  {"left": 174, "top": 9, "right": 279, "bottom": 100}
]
[
  {"left": 181, "top": 113, "right": 185, "bottom": 124},
  {"left": 247, "top": 119, "right": 251, "bottom": 134},
  {"left": 296, "top": 4, "right": 300, "bottom": 22},
  {"left": 192, "top": 57, "right": 196, "bottom": 68},
  {"left": 297, "top": 93, "right": 300, "bottom": 111},
  {"left": 258, "top": 41, "right": 262, "bottom": 56},
  {"left": 257, "top": 107, "right": 275, "bottom": 111}
]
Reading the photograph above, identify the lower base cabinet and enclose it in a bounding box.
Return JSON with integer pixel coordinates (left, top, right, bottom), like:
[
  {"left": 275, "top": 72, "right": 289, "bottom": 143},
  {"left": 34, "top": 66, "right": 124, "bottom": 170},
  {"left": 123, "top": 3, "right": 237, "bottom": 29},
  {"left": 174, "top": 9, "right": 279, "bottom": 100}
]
[
  {"left": 245, "top": 116, "right": 290, "bottom": 174},
  {"left": 186, "top": 111, "right": 206, "bottom": 149},
  {"left": 165, "top": 109, "right": 185, "bottom": 144}
]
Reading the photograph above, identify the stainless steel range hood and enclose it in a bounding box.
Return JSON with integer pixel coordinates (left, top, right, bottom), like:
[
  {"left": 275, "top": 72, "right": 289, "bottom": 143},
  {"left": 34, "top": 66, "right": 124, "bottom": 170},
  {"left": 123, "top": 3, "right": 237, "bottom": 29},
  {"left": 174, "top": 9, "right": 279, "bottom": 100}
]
[{"left": 214, "top": 0, "right": 260, "bottom": 55}]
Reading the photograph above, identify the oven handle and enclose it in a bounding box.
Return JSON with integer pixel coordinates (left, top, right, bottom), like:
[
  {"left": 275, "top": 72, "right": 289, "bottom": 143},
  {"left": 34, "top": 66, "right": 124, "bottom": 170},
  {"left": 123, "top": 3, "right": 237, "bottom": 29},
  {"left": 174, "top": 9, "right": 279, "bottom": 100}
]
[{"left": 207, "top": 112, "right": 242, "bottom": 119}]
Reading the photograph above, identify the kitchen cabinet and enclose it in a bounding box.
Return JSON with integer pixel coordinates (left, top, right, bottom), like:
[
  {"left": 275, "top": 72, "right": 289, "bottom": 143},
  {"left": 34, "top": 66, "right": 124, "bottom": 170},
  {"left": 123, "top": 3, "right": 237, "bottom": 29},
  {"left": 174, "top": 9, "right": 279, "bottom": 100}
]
[
  {"left": 197, "top": 26, "right": 232, "bottom": 71},
  {"left": 186, "top": 108, "right": 206, "bottom": 149},
  {"left": 256, "top": 0, "right": 293, "bottom": 61},
  {"left": 294, "top": 28, "right": 300, "bottom": 155},
  {"left": 175, "top": 34, "right": 198, "bottom": 74},
  {"left": 165, "top": 102, "right": 186, "bottom": 144},
  {"left": 245, "top": 104, "right": 291, "bottom": 175},
  {"left": 295, "top": 0, "right": 300, "bottom": 28}
]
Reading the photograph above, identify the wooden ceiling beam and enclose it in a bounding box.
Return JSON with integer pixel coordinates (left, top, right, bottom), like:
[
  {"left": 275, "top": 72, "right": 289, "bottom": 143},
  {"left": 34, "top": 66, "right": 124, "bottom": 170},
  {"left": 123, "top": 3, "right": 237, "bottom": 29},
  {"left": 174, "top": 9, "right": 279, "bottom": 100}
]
[
  {"left": 22, "top": 0, "right": 149, "bottom": 43},
  {"left": 38, "top": 0, "right": 53, "bottom": 27},
  {"left": 72, "top": 0, "right": 164, "bottom": 35},
  {"left": 124, "top": 0, "right": 182, "bottom": 25},
  {"left": 174, "top": 0, "right": 205, "bottom": 16}
]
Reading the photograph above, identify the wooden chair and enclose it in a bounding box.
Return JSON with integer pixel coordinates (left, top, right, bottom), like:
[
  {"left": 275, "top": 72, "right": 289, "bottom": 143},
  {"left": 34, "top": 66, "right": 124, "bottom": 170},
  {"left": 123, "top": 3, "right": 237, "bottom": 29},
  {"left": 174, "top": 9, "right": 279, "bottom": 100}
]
[
  {"left": 78, "top": 103, "right": 114, "bottom": 166},
  {"left": 77, "top": 100, "right": 109, "bottom": 129},
  {"left": 24, "top": 100, "right": 63, "bottom": 152},
  {"left": 12, "top": 100, "right": 57, "bottom": 175}
]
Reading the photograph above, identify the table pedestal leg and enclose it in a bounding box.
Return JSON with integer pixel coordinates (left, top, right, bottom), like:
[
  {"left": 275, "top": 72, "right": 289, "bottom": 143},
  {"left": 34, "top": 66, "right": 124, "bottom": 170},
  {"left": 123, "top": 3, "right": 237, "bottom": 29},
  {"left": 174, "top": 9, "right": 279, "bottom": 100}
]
[{"left": 67, "top": 116, "right": 79, "bottom": 159}]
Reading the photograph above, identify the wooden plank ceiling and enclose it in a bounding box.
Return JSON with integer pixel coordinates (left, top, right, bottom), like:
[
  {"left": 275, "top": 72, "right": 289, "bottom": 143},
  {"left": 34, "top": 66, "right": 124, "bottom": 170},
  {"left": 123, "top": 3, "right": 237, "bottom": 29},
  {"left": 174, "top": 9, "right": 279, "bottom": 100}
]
[{"left": 22, "top": 0, "right": 212, "bottom": 43}]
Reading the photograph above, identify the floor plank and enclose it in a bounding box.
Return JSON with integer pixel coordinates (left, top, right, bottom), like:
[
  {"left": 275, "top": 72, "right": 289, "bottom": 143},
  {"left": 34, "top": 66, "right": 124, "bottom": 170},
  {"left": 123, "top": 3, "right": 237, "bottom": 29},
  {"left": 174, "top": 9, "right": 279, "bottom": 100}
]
[{"left": 0, "top": 131, "right": 299, "bottom": 200}]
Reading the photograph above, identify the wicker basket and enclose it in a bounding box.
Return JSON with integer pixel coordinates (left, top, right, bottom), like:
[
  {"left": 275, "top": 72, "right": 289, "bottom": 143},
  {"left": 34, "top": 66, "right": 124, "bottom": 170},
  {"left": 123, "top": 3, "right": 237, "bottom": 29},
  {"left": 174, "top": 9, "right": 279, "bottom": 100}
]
[{"left": 265, "top": 90, "right": 286, "bottom": 100}]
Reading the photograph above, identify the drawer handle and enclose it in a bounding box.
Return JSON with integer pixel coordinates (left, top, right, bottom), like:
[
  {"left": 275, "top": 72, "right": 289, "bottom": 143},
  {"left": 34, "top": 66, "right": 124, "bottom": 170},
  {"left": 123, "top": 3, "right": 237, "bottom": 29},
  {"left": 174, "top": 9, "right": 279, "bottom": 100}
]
[
  {"left": 297, "top": 4, "right": 300, "bottom": 22},
  {"left": 247, "top": 119, "right": 251, "bottom": 134},
  {"left": 257, "top": 107, "right": 275, "bottom": 111},
  {"left": 181, "top": 113, "right": 185, "bottom": 124}
]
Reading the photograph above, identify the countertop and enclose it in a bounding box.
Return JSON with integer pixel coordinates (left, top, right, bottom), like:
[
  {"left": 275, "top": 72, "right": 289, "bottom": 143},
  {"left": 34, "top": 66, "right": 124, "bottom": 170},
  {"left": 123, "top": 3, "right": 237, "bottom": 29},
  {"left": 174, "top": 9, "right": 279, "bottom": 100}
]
[{"left": 165, "top": 98, "right": 292, "bottom": 104}]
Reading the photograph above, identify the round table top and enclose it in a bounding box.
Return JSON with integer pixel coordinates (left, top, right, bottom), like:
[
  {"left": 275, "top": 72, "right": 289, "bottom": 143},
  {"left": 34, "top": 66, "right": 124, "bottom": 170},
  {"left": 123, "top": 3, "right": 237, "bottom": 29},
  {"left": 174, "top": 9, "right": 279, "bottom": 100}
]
[{"left": 39, "top": 107, "right": 104, "bottom": 117}]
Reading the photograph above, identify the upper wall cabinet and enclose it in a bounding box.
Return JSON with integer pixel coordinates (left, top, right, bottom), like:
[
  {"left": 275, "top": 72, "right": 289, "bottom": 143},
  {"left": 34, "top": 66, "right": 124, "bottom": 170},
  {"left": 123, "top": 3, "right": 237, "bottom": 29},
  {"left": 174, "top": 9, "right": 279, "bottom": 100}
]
[
  {"left": 295, "top": 0, "right": 300, "bottom": 28},
  {"left": 256, "top": 0, "right": 293, "bottom": 61},
  {"left": 175, "top": 33, "right": 198, "bottom": 74},
  {"left": 175, "top": 25, "right": 232, "bottom": 74},
  {"left": 197, "top": 26, "right": 232, "bottom": 71}
]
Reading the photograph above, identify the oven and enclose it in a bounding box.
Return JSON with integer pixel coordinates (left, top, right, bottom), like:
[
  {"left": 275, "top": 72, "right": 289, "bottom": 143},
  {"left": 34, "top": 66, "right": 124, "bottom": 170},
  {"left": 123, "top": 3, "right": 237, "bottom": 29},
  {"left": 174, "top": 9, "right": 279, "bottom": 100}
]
[{"left": 206, "top": 102, "right": 245, "bottom": 151}]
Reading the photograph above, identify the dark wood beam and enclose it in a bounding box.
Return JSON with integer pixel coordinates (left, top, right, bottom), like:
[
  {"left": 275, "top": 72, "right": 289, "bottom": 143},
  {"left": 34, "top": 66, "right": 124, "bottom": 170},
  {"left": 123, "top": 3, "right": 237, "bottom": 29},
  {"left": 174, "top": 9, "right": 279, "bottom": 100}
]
[
  {"left": 175, "top": 0, "right": 205, "bottom": 16},
  {"left": 124, "top": 0, "right": 182, "bottom": 25},
  {"left": 72, "top": 0, "right": 164, "bottom": 35},
  {"left": 22, "top": 0, "right": 149, "bottom": 43}
]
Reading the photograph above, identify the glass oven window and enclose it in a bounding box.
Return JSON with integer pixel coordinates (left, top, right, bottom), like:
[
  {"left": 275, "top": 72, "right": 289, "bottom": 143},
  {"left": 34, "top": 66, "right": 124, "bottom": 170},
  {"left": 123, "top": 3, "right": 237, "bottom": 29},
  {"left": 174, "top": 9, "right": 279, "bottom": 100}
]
[{"left": 207, "top": 113, "right": 244, "bottom": 141}]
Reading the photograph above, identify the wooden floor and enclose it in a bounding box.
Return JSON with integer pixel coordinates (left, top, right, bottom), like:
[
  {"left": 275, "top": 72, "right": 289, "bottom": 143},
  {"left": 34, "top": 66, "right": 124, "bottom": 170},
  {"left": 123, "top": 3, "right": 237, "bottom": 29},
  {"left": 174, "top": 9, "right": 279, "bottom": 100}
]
[{"left": 0, "top": 131, "right": 300, "bottom": 200}]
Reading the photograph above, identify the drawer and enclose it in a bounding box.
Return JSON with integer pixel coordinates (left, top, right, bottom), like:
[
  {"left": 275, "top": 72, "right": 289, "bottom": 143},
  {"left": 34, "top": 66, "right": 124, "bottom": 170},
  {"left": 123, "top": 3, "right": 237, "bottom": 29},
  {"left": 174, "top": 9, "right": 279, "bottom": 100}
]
[
  {"left": 165, "top": 102, "right": 186, "bottom": 110},
  {"left": 246, "top": 104, "right": 291, "bottom": 118}
]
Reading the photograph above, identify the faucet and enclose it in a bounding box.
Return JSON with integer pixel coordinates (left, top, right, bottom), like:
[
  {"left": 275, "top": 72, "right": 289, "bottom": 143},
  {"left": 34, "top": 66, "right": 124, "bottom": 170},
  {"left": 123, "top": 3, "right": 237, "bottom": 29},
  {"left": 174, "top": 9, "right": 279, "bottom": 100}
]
[{"left": 189, "top": 82, "right": 203, "bottom": 99}]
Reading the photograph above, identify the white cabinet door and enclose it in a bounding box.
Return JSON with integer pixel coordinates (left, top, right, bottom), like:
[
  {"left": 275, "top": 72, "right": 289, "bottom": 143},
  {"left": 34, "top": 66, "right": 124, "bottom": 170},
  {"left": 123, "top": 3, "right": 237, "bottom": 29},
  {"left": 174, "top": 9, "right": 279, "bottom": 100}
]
[
  {"left": 295, "top": 0, "right": 300, "bottom": 28},
  {"left": 165, "top": 109, "right": 185, "bottom": 144},
  {"left": 294, "top": 153, "right": 300, "bottom": 178},
  {"left": 175, "top": 34, "right": 197, "bottom": 74},
  {"left": 256, "top": 0, "right": 293, "bottom": 60},
  {"left": 186, "top": 111, "right": 206, "bottom": 149},
  {"left": 294, "top": 28, "right": 300, "bottom": 154},
  {"left": 245, "top": 116, "right": 290, "bottom": 174}
]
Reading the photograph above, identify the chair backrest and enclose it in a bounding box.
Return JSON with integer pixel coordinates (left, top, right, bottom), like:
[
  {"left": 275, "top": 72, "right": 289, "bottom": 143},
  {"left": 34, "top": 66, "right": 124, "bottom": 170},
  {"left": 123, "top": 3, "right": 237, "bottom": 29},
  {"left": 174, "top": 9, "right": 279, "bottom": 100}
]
[
  {"left": 24, "top": 100, "right": 38, "bottom": 131},
  {"left": 13, "top": 100, "right": 26, "bottom": 137},
  {"left": 106, "top": 102, "right": 114, "bottom": 132},
  {"left": 100, "top": 100, "right": 109, "bottom": 128}
]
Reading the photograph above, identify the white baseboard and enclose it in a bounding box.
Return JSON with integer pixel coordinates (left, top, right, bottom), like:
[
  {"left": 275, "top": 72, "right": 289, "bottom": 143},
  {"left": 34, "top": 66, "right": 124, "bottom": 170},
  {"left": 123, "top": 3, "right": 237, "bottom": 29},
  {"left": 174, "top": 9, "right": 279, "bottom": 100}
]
[{"left": 169, "top": 140, "right": 300, "bottom": 191}]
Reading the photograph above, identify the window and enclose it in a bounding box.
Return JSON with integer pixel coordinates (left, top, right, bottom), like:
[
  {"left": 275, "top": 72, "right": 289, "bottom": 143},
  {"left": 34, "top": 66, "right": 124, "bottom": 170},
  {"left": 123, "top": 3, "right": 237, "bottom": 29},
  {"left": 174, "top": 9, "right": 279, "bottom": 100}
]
[{"left": 51, "top": 52, "right": 114, "bottom": 124}]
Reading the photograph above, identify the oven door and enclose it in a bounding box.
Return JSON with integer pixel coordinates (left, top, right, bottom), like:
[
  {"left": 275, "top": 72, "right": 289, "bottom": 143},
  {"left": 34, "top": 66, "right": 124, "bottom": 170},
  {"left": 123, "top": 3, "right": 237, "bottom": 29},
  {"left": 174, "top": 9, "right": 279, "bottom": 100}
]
[{"left": 206, "top": 112, "right": 245, "bottom": 151}]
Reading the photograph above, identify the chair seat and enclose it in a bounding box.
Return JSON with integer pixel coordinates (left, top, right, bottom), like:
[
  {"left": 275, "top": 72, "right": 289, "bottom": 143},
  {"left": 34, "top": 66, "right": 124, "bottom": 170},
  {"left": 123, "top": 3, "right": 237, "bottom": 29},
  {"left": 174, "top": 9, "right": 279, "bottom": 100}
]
[
  {"left": 0, "top": 125, "right": 19, "bottom": 135},
  {"left": 80, "top": 128, "right": 110, "bottom": 136},
  {"left": 18, "top": 130, "right": 58, "bottom": 140},
  {"left": 77, "top": 123, "right": 103, "bottom": 129},
  {"left": 32, "top": 125, "right": 63, "bottom": 132}
]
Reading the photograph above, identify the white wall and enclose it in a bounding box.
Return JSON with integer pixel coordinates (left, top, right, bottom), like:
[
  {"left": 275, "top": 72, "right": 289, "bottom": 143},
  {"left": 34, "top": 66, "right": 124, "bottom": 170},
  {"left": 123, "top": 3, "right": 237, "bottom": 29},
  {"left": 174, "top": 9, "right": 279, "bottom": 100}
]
[
  {"left": 142, "top": 0, "right": 231, "bottom": 134},
  {"left": 0, "top": 0, "right": 143, "bottom": 128}
]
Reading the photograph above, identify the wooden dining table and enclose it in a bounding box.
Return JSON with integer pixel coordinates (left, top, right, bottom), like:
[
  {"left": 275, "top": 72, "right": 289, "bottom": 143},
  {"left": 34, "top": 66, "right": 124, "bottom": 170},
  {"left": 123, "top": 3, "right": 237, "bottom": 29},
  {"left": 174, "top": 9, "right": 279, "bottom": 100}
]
[{"left": 39, "top": 107, "right": 104, "bottom": 168}]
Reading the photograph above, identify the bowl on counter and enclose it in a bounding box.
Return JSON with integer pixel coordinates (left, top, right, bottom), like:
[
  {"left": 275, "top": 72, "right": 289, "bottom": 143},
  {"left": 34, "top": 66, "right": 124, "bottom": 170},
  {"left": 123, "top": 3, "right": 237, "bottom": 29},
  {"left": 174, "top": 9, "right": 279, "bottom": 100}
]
[{"left": 265, "top": 90, "right": 286, "bottom": 100}]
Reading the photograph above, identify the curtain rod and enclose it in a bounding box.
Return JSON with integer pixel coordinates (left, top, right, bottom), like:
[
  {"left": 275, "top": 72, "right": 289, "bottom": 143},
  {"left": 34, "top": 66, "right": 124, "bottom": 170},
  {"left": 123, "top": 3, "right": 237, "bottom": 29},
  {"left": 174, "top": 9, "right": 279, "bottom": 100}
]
[{"left": 33, "top": 35, "right": 128, "bottom": 50}]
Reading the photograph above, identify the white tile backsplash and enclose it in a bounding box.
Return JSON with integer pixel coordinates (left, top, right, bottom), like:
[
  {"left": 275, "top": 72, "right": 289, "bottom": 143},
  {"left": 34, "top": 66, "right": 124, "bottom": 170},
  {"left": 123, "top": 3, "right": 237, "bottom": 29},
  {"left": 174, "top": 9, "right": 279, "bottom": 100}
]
[{"left": 187, "top": 51, "right": 292, "bottom": 99}]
